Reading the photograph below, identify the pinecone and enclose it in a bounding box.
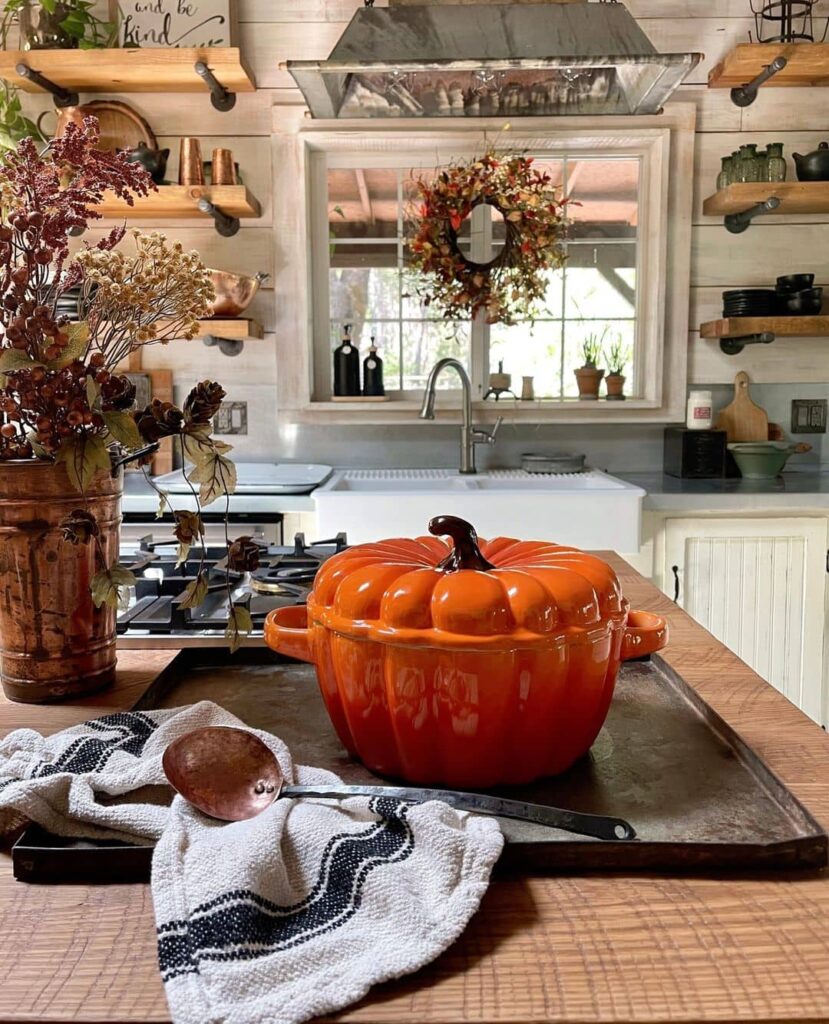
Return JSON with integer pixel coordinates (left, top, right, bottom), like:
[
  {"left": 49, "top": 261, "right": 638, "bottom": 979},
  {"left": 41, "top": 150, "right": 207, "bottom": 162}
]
[
  {"left": 102, "top": 373, "right": 137, "bottom": 412},
  {"left": 183, "top": 380, "right": 225, "bottom": 425},
  {"left": 133, "top": 399, "right": 185, "bottom": 443}
]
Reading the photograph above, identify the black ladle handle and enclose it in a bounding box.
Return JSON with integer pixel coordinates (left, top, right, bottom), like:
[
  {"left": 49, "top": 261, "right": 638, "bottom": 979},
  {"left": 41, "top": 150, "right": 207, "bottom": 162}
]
[{"left": 282, "top": 785, "right": 636, "bottom": 841}]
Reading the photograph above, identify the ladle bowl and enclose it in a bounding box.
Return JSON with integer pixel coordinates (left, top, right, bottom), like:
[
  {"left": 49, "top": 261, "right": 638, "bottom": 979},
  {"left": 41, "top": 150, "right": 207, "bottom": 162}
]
[{"left": 162, "top": 727, "right": 637, "bottom": 842}]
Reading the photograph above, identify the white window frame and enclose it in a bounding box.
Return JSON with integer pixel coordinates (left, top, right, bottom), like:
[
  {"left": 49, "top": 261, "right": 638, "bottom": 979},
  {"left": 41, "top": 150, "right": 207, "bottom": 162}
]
[{"left": 273, "top": 105, "right": 695, "bottom": 424}]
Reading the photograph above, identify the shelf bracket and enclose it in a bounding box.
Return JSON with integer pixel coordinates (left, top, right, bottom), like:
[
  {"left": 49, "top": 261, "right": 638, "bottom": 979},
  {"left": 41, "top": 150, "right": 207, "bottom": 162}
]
[
  {"left": 203, "top": 334, "right": 244, "bottom": 356},
  {"left": 724, "top": 196, "right": 780, "bottom": 233},
  {"left": 197, "top": 197, "right": 240, "bottom": 237},
  {"left": 15, "top": 62, "right": 78, "bottom": 108},
  {"left": 194, "top": 60, "right": 236, "bottom": 112},
  {"left": 730, "top": 55, "right": 788, "bottom": 107},
  {"left": 719, "top": 332, "right": 776, "bottom": 356}
]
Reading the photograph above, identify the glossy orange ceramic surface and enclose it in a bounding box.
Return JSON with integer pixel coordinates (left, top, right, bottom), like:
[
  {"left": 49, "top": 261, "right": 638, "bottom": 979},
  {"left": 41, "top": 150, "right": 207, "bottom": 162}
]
[{"left": 265, "top": 516, "right": 668, "bottom": 788}]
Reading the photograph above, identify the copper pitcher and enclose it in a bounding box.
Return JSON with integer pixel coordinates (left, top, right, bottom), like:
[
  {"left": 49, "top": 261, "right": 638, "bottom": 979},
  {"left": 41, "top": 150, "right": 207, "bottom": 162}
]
[{"left": 0, "top": 461, "right": 122, "bottom": 703}]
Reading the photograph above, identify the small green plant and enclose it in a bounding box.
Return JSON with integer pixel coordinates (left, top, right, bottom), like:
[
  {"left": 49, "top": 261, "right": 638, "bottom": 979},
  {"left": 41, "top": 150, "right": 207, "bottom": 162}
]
[
  {"left": 581, "top": 326, "right": 609, "bottom": 368},
  {"left": 606, "top": 335, "right": 630, "bottom": 376},
  {"left": 1, "top": 0, "right": 118, "bottom": 50},
  {"left": 0, "top": 80, "right": 45, "bottom": 155}
]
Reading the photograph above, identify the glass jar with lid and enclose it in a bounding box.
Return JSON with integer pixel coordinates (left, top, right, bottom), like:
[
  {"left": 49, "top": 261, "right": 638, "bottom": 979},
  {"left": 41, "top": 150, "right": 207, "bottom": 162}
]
[
  {"left": 756, "top": 147, "right": 769, "bottom": 182},
  {"left": 717, "top": 155, "right": 732, "bottom": 190},
  {"left": 766, "top": 142, "right": 787, "bottom": 182},
  {"left": 737, "top": 144, "right": 761, "bottom": 183}
]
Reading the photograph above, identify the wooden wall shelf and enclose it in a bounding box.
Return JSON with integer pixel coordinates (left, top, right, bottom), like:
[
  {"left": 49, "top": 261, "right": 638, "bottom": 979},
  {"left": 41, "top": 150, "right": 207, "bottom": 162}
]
[
  {"left": 75, "top": 319, "right": 263, "bottom": 340},
  {"left": 0, "top": 48, "right": 255, "bottom": 94},
  {"left": 708, "top": 43, "right": 829, "bottom": 89},
  {"left": 97, "top": 185, "right": 261, "bottom": 220},
  {"left": 701, "top": 316, "right": 829, "bottom": 339},
  {"left": 703, "top": 182, "right": 829, "bottom": 217},
  {"left": 196, "top": 319, "right": 263, "bottom": 341}
]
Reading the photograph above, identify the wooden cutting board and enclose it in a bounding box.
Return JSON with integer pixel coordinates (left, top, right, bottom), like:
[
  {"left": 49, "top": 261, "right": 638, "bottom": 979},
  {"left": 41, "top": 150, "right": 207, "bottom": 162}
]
[{"left": 716, "top": 371, "right": 769, "bottom": 442}]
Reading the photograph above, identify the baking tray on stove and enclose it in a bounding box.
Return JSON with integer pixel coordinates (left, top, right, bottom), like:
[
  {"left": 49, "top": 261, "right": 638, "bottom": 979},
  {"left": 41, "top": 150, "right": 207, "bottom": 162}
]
[{"left": 13, "top": 652, "right": 827, "bottom": 881}]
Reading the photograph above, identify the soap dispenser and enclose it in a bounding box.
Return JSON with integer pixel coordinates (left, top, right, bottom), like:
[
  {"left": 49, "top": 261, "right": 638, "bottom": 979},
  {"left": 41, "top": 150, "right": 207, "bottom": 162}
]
[
  {"left": 362, "top": 336, "right": 385, "bottom": 397},
  {"left": 333, "top": 323, "right": 360, "bottom": 397}
]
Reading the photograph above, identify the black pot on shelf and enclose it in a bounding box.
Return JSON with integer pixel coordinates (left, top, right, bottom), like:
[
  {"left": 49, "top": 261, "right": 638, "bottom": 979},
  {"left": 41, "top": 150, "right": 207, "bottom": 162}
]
[{"left": 793, "top": 142, "right": 829, "bottom": 182}]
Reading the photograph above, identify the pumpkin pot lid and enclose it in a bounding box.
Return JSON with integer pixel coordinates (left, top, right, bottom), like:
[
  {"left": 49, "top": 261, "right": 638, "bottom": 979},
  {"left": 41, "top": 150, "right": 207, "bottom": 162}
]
[{"left": 308, "top": 515, "right": 628, "bottom": 649}]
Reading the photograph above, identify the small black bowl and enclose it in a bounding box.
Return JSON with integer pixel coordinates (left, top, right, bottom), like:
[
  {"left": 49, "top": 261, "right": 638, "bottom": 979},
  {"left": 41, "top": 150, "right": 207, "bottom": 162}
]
[
  {"left": 776, "top": 273, "right": 816, "bottom": 294},
  {"left": 783, "top": 286, "right": 823, "bottom": 315}
]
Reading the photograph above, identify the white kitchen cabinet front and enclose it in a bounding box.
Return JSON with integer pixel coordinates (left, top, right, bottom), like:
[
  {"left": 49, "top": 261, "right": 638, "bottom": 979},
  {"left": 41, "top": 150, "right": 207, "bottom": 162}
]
[{"left": 663, "top": 517, "right": 827, "bottom": 727}]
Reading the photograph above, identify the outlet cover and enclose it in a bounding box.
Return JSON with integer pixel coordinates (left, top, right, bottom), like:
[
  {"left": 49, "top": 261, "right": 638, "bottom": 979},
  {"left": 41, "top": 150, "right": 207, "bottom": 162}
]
[
  {"left": 791, "top": 399, "right": 827, "bottom": 434},
  {"left": 213, "top": 401, "right": 248, "bottom": 435}
]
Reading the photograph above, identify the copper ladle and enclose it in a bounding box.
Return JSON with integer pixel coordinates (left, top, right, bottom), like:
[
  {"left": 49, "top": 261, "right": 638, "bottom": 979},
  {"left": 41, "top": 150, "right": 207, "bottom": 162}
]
[{"left": 162, "top": 727, "right": 636, "bottom": 842}]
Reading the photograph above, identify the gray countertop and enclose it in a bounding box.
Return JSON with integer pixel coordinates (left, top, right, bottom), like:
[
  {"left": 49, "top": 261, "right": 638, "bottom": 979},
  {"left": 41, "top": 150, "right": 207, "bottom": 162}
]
[
  {"left": 619, "top": 471, "right": 829, "bottom": 512},
  {"left": 122, "top": 468, "right": 829, "bottom": 518}
]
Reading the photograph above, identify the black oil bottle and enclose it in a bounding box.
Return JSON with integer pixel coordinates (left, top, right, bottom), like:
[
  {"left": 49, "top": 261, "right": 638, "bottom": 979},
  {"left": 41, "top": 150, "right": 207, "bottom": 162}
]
[
  {"left": 333, "top": 323, "right": 360, "bottom": 396},
  {"left": 362, "top": 336, "right": 385, "bottom": 397}
]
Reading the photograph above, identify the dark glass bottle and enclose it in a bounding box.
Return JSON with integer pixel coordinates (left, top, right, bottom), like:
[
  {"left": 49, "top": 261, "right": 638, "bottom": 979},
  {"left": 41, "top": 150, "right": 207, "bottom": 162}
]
[
  {"left": 363, "top": 337, "right": 385, "bottom": 396},
  {"left": 333, "top": 323, "right": 360, "bottom": 397}
]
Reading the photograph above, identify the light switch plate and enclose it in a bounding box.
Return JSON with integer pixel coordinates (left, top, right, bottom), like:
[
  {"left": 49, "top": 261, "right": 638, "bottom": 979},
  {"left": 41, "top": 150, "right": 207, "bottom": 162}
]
[
  {"left": 791, "top": 398, "right": 827, "bottom": 434},
  {"left": 213, "top": 401, "right": 248, "bottom": 435}
]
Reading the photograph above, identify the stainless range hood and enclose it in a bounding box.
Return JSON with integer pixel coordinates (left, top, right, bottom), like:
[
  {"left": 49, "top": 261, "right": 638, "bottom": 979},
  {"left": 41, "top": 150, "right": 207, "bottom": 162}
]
[{"left": 288, "top": 1, "right": 702, "bottom": 119}]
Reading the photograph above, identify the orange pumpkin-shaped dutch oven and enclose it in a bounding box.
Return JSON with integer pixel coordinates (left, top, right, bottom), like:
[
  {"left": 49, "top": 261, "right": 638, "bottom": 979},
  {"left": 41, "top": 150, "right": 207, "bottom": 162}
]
[{"left": 265, "top": 516, "right": 667, "bottom": 789}]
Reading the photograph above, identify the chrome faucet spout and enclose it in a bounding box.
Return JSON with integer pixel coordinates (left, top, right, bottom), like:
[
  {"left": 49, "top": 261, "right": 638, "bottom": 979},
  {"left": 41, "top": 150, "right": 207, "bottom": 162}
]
[{"left": 419, "top": 358, "right": 499, "bottom": 474}]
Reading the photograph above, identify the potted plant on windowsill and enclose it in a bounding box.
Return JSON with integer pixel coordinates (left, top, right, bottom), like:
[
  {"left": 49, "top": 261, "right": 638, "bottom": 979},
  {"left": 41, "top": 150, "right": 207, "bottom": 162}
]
[
  {"left": 1, "top": 0, "right": 118, "bottom": 50},
  {"left": 605, "top": 335, "right": 630, "bottom": 401},
  {"left": 0, "top": 119, "right": 249, "bottom": 704},
  {"left": 574, "top": 332, "right": 606, "bottom": 401}
]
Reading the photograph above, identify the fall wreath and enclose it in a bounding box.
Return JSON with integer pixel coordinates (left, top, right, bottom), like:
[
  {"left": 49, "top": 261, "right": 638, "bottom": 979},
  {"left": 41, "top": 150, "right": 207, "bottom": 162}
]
[{"left": 408, "top": 152, "right": 568, "bottom": 324}]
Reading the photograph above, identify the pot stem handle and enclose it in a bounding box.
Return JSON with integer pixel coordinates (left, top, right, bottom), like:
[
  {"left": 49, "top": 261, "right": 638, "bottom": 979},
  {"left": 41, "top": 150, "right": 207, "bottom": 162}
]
[{"left": 282, "top": 785, "right": 636, "bottom": 841}]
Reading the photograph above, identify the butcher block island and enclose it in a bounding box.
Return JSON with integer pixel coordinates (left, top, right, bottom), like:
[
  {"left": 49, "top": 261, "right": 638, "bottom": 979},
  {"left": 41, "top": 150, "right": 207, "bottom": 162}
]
[{"left": 0, "top": 555, "right": 828, "bottom": 1024}]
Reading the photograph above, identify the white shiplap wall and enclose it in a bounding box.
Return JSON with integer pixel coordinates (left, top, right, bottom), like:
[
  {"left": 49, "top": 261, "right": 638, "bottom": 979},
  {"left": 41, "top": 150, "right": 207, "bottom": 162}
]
[{"left": 15, "top": 0, "right": 829, "bottom": 453}]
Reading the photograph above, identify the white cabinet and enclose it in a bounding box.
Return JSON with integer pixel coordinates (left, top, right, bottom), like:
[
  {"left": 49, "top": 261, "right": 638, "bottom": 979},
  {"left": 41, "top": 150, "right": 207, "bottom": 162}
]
[{"left": 663, "top": 517, "right": 827, "bottom": 726}]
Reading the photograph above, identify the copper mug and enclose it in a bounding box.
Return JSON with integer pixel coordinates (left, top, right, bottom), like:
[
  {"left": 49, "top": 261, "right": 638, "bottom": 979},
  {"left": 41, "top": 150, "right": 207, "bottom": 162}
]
[
  {"left": 179, "top": 138, "right": 205, "bottom": 186},
  {"left": 211, "top": 148, "right": 237, "bottom": 185}
]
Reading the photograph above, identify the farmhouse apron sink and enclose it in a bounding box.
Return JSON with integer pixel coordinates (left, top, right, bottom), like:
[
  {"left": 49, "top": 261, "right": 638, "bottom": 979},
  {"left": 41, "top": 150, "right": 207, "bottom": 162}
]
[{"left": 313, "top": 468, "right": 644, "bottom": 551}]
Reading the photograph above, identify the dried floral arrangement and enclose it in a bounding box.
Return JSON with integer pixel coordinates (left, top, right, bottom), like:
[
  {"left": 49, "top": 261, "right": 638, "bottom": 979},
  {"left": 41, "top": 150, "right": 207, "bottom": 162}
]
[
  {"left": 408, "top": 151, "right": 568, "bottom": 324},
  {"left": 0, "top": 119, "right": 253, "bottom": 648}
]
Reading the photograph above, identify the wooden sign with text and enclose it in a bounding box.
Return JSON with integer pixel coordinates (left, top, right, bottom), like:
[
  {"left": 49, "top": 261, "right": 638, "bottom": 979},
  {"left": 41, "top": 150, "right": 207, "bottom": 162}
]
[{"left": 115, "top": 0, "right": 237, "bottom": 48}]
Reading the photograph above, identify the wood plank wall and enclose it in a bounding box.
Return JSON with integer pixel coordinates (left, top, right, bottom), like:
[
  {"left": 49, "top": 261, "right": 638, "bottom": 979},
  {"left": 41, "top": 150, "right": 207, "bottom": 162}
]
[{"left": 15, "top": 0, "right": 829, "bottom": 452}]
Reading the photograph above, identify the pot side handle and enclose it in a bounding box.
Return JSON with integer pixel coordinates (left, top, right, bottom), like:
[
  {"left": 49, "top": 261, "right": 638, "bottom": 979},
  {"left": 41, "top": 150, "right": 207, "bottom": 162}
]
[
  {"left": 264, "top": 606, "right": 314, "bottom": 663},
  {"left": 621, "top": 609, "right": 669, "bottom": 661}
]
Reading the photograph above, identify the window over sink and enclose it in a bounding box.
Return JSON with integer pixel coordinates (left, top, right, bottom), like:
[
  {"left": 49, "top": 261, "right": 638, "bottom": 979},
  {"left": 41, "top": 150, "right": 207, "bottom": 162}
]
[{"left": 277, "top": 111, "right": 694, "bottom": 421}]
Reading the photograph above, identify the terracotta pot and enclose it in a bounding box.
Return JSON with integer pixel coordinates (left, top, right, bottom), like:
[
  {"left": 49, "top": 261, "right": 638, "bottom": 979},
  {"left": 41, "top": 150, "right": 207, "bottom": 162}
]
[
  {"left": 265, "top": 516, "right": 668, "bottom": 788},
  {"left": 605, "top": 373, "right": 627, "bottom": 400},
  {"left": 575, "top": 366, "right": 604, "bottom": 400},
  {"left": 0, "top": 461, "right": 122, "bottom": 703}
]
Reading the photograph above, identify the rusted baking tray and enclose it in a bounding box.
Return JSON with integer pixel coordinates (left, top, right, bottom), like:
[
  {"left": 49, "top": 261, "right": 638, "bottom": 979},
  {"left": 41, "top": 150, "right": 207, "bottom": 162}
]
[
  {"left": 12, "top": 652, "right": 827, "bottom": 881},
  {"left": 133, "top": 651, "right": 827, "bottom": 872}
]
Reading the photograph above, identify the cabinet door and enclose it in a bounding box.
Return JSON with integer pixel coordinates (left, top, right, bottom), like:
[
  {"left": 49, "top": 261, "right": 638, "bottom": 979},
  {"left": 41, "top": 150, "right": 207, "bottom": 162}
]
[{"left": 664, "top": 517, "right": 827, "bottom": 726}]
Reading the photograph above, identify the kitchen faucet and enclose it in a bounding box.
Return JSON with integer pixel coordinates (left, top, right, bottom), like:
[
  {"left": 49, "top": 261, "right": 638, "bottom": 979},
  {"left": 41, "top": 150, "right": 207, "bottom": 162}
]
[{"left": 419, "top": 358, "right": 501, "bottom": 474}]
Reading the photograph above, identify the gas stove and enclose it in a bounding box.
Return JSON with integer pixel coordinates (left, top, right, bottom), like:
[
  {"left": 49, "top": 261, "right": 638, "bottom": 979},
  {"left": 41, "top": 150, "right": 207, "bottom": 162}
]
[{"left": 116, "top": 533, "right": 348, "bottom": 648}]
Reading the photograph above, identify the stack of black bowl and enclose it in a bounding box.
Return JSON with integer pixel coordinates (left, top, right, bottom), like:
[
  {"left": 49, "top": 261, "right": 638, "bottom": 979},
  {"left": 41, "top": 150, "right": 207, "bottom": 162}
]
[
  {"left": 722, "top": 288, "right": 778, "bottom": 318},
  {"left": 775, "top": 274, "right": 822, "bottom": 316}
]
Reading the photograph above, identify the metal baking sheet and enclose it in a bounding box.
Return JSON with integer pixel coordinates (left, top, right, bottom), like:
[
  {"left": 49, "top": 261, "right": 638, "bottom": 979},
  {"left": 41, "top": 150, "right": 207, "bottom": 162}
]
[{"left": 132, "top": 652, "right": 827, "bottom": 872}]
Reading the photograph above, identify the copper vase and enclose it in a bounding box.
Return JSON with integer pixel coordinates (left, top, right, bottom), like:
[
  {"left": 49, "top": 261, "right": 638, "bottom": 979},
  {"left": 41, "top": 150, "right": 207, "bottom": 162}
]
[
  {"left": 211, "top": 147, "right": 237, "bottom": 185},
  {"left": 0, "top": 461, "right": 122, "bottom": 703},
  {"left": 179, "top": 138, "right": 205, "bottom": 186}
]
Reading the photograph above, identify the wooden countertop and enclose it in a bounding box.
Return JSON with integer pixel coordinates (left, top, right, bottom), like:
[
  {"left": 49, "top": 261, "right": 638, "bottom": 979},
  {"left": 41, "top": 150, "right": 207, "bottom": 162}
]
[{"left": 1, "top": 557, "right": 829, "bottom": 1024}]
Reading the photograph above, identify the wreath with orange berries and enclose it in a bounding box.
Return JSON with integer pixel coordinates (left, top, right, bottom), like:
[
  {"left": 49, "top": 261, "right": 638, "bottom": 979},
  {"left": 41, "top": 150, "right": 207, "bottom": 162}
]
[{"left": 408, "top": 152, "right": 568, "bottom": 324}]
